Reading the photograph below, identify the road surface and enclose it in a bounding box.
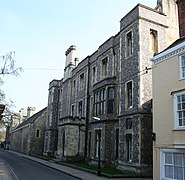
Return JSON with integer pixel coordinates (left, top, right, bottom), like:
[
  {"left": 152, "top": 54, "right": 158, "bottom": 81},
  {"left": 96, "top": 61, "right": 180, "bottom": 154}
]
[{"left": 0, "top": 150, "right": 78, "bottom": 180}]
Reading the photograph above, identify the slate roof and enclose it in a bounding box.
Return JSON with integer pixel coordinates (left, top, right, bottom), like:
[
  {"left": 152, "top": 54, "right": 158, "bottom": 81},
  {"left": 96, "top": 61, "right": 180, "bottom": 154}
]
[{"left": 16, "top": 107, "right": 47, "bottom": 129}]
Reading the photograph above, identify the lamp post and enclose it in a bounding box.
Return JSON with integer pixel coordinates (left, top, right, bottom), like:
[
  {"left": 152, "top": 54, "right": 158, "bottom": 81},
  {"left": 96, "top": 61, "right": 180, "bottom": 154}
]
[{"left": 93, "top": 117, "right": 101, "bottom": 176}]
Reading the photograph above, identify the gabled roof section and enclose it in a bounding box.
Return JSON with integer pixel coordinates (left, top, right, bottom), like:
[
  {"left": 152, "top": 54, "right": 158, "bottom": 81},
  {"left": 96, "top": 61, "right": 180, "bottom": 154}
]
[
  {"left": 158, "top": 36, "right": 185, "bottom": 54},
  {"left": 151, "top": 36, "right": 185, "bottom": 64},
  {"left": 16, "top": 107, "right": 47, "bottom": 129}
]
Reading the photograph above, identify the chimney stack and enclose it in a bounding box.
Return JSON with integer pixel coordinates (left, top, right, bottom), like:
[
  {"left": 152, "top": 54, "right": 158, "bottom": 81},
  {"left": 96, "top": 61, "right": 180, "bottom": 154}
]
[
  {"left": 176, "top": 0, "right": 185, "bottom": 37},
  {"left": 27, "top": 106, "right": 36, "bottom": 118}
]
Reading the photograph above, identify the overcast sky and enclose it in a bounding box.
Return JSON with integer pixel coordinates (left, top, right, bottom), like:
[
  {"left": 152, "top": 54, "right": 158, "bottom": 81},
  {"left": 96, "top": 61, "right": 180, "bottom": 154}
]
[{"left": 0, "top": 0, "right": 156, "bottom": 113}]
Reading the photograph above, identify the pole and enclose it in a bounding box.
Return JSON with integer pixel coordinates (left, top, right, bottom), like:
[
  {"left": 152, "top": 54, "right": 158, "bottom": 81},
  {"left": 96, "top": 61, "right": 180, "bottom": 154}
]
[{"left": 97, "top": 129, "right": 101, "bottom": 176}]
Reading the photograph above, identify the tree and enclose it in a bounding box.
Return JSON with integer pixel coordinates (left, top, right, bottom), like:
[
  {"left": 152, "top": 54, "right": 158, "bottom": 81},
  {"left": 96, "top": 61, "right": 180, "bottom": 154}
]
[
  {"left": 0, "top": 51, "right": 23, "bottom": 127},
  {"left": 0, "top": 51, "right": 23, "bottom": 76}
]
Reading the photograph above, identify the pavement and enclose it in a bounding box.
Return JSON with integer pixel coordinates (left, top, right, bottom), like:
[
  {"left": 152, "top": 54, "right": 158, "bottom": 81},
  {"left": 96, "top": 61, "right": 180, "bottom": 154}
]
[{"left": 8, "top": 151, "right": 153, "bottom": 180}]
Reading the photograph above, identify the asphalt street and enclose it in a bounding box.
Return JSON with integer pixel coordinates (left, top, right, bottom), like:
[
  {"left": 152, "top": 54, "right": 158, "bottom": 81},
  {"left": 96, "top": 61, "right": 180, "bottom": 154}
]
[{"left": 0, "top": 150, "right": 78, "bottom": 180}]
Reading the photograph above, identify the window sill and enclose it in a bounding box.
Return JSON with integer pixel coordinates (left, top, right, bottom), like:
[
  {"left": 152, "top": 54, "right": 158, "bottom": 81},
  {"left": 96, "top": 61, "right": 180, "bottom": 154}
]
[
  {"left": 173, "top": 128, "right": 185, "bottom": 131},
  {"left": 126, "top": 106, "right": 133, "bottom": 110},
  {"left": 125, "top": 54, "right": 133, "bottom": 59},
  {"left": 179, "top": 77, "right": 185, "bottom": 81}
]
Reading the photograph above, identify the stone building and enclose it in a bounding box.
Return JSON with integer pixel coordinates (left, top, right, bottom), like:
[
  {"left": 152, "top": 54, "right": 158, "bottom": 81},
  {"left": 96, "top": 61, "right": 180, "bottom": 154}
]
[
  {"left": 117, "top": 0, "right": 178, "bottom": 175},
  {"left": 45, "top": 0, "right": 179, "bottom": 176},
  {"left": 43, "top": 80, "right": 60, "bottom": 157},
  {"left": 9, "top": 107, "right": 47, "bottom": 155}
]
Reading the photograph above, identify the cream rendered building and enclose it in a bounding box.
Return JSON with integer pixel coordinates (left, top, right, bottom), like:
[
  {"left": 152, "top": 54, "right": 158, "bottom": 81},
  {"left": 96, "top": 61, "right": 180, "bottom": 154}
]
[{"left": 152, "top": 36, "right": 185, "bottom": 179}]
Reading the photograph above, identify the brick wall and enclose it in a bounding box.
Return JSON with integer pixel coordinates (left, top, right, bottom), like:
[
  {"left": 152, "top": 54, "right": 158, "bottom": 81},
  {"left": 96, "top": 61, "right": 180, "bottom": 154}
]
[{"left": 177, "top": 0, "right": 185, "bottom": 37}]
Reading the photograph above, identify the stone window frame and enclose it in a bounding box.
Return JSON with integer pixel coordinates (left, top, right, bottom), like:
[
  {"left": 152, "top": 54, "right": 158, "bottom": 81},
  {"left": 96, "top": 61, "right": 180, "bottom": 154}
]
[
  {"left": 180, "top": 54, "right": 185, "bottom": 80},
  {"left": 71, "top": 104, "right": 75, "bottom": 117},
  {"left": 107, "top": 87, "right": 115, "bottom": 114},
  {"left": 125, "top": 30, "right": 133, "bottom": 58},
  {"left": 94, "top": 128, "right": 102, "bottom": 159},
  {"left": 78, "top": 100, "right": 83, "bottom": 118},
  {"left": 150, "top": 29, "right": 158, "bottom": 54},
  {"left": 35, "top": 129, "right": 41, "bottom": 138},
  {"left": 101, "top": 56, "right": 108, "bottom": 79},
  {"left": 88, "top": 131, "right": 92, "bottom": 157},
  {"left": 59, "top": 88, "right": 63, "bottom": 102},
  {"left": 173, "top": 90, "right": 185, "bottom": 130},
  {"left": 93, "top": 88, "right": 106, "bottom": 116},
  {"left": 125, "top": 116, "right": 133, "bottom": 163},
  {"left": 79, "top": 73, "right": 85, "bottom": 90},
  {"left": 126, "top": 133, "right": 133, "bottom": 163},
  {"left": 115, "top": 128, "right": 119, "bottom": 160},
  {"left": 92, "top": 65, "right": 97, "bottom": 85},
  {"left": 72, "top": 79, "right": 76, "bottom": 95},
  {"left": 125, "top": 80, "right": 133, "bottom": 109}
]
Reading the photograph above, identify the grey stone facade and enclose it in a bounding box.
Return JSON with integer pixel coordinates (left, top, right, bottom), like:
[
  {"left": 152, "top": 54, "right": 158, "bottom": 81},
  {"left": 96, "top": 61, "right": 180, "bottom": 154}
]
[
  {"left": 43, "top": 80, "right": 60, "bottom": 156},
  {"left": 45, "top": 0, "right": 179, "bottom": 176},
  {"left": 9, "top": 108, "right": 47, "bottom": 156}
]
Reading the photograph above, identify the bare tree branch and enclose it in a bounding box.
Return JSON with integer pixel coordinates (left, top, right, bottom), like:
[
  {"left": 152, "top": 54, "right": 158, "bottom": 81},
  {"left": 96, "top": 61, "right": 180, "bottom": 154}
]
[{"left": 0, "top": 51, "right": 23, "bottom": 76}]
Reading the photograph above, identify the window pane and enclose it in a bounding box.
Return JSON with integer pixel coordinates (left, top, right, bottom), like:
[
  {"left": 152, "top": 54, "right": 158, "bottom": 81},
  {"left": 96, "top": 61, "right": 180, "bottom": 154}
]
[
  {"left": 99, "top": 90, "right": 103, "bottom": 101},
  {"left": 108, "top": 88, "right": 115, "bottom": 99},
  {"left": 182, "top": 103, "right": 185, "bottom": 110},
  {"left": 126, "top": 118, "right": 132, "bottom": 129},
  {"left": 165, "top": 153, "right": 172, "bottom": 164},
  {"left": 126, "top": 81, "right": 132, "bottom": 108},
  {"left": 179, "top": 112, "right": 182, "bottom": 118},
  {"left": 174, "top": 167, "right": 183, "bottom": 180},
  {"left": 179, "top": 117, "right": 182, "bottom": 126},
  {"left": 174, "top": 153, "right": 183, "bottom": 166},
  {"left": 103, "top": 89, "right": 106, "bottom": 100},
  {"left": 177, "top": 95, "right": 181, "bottom": 103},
  {"left": 182, "top": 57, "right": 185, "bottom": 66},
  {"left": 182, "top": 95, "right": 185, "bottom": 102},
  {"left": 107, "top": 100, "right": 114, "bottom": 113},
  {"left": 165, "top": 165, "right": 173, "bottom": 178},
  {"left": 183, "top": 116, "right": 185, "bottom": 126},
  {"left": 178, "top": 103, "right": 181, "bottom": 110},
  {"left": 183, "top": 69, "right": 185, "bottom": 78}
]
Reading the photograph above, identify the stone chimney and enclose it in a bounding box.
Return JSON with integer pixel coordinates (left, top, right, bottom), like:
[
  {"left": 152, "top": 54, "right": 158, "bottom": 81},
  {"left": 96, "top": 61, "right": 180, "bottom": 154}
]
[
  {"left": 65, "top": 45, "right": 76, "bottom": 67},
  {"left": 19, "top": 108, "right": 24, "bottom": 120},
  {"left": 27, "top": 106, "right": 36, "bottom": 118},
  {"left": 63, "top": 45, "right": 78, "bottom": 81},
  {"left": 176, "top": 0, "right": 185, "bottom": 37}
]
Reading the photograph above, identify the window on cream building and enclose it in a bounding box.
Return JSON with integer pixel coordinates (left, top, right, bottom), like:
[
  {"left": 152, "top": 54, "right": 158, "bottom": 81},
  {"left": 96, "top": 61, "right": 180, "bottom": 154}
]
[
  {"left": 180, "top": 54, "right": 185, "bottom": 79},
  {"left": 174, "top": 90, "right": 185, "bottom": 129},
  {"left": 161, "top": 150, "right": 185, "bottom": 180}
]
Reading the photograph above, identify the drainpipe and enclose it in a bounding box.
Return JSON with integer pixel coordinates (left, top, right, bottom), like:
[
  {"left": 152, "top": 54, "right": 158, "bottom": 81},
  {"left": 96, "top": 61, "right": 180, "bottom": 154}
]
[{"left": 84, "top": 57, "right": 90, "bottom": 160}]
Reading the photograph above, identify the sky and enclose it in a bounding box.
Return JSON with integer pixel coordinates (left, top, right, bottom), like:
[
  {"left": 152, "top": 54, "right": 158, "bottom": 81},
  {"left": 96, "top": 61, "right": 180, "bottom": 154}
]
[{"left": 0, "top": 0, "right": 156, "bottom": 113}]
